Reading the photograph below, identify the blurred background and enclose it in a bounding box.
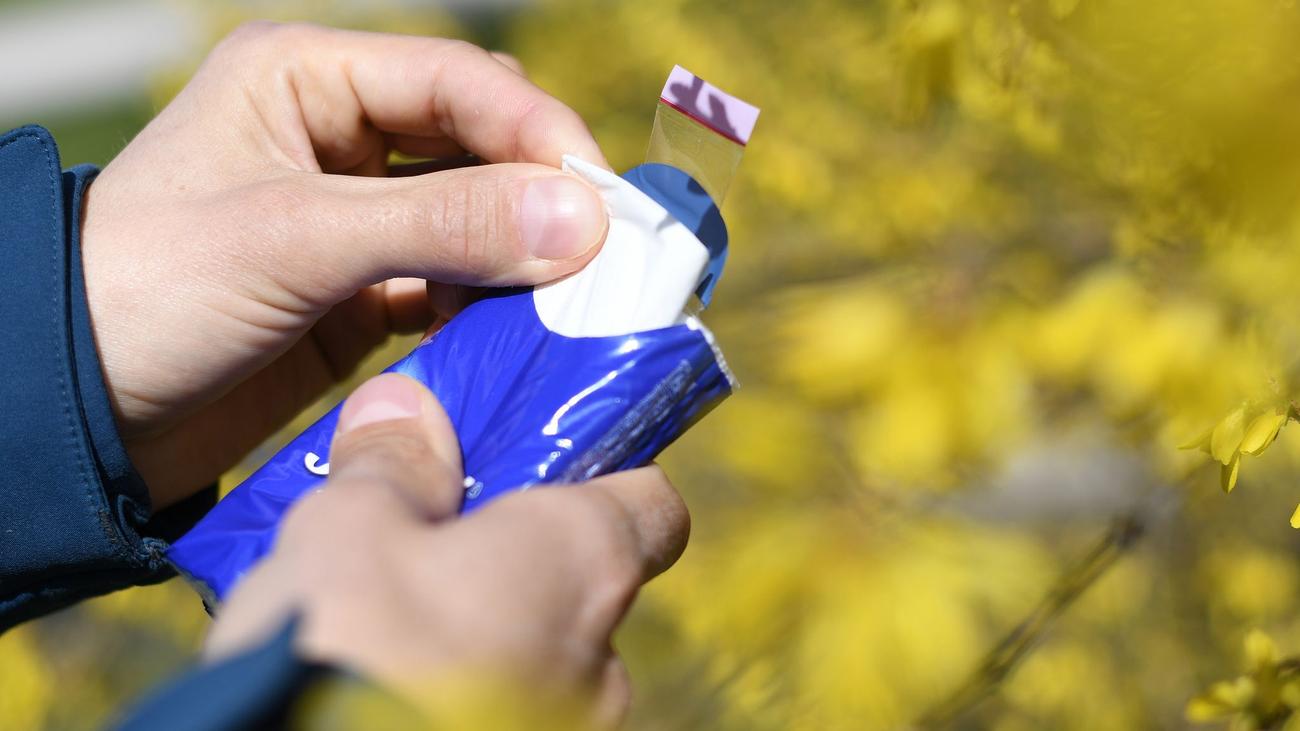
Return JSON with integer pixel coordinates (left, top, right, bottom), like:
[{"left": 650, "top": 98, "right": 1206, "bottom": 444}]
[{"left": 7, "top": 0, "right": 1300, "bottom": 728}]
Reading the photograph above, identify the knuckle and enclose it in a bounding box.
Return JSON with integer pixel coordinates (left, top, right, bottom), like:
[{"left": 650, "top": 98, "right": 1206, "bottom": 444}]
[
  {"left": 224, "top": 20, "right": 278, "bottom": 43},
  {"left": 569, "top": 490, "right": 644, "bottom": 587},
  {"left": 213, "top": 21, "right": 319, "bottom": 70},
  {"left": 513, "top": 96, "right": 585, "bottom": 161},
  {"left": 509, "top": 97, "right": 547, "bottom": 158},
  {"left": 621, "top": 466, "right": 691, "bottom": 574},
  {"left": 492, "top": 51, "right": 523, "bottom": 73},
  {"left": 646, "top": 465, "right": 690, "bottom": 535},
  {"left": 230, "top": 19, "right": 317, "bottom": 43},
  {"left": 659, "top": 485, "right": 691, "bottom": 549},
  {"left": 217, "top": 20, "right": 284, "bottom": 55},
  {"left": 430, "top": 172, "right": 502, "bottom": 277},
  {"left": 440, "top": 38, "right": 489, "bottom": 65},
  {"left": 484, "top": 174, "right": 512, "bottom": 268}
]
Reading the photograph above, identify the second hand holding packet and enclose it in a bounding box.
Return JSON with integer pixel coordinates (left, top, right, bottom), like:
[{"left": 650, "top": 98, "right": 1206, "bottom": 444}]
[{"left": 168, "top": 67, "right": 760, "bottom": 604}]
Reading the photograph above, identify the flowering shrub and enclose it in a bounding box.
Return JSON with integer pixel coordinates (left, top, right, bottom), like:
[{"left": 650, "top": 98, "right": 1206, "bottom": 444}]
[{"left": 7, "top": 0, "right": 1300, "bottom": 728}]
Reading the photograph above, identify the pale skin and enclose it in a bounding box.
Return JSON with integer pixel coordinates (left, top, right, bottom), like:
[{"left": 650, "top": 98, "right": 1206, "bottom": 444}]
[
  {"left": 208, "top": 374, "right": 688, "bottom": 724},
  {"left": 79, "top": 22, "right": 690, "bottom": 721},
  {"left": 85, "top": 21, "right": 612, "bottom": 507}
]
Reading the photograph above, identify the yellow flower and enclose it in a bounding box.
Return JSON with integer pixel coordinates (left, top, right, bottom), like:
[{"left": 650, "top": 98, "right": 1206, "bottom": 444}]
[
  {"left": 1220, "top": 456, "right": 1240, "bottom": 494},
  {"left": 1188, "top": 630, "right": 1299, "bottom": 728},
  {"left": 1210, "top": 407, "right": 1246, "bottom": 465},
  {"left": 1246, "top": 629, "right": 1280, "bottom": 670},
  {"left": 1242, "top": 412, "right": 1287, "bottom": 455},
  {"left": 1182, "top": 406, "right": 1290, "bottom": 495}
]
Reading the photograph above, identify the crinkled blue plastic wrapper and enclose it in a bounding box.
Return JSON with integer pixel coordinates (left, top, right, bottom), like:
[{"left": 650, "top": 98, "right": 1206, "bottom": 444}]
[{"left": 167, "top": 165, "right": 735, "bottom": 605}]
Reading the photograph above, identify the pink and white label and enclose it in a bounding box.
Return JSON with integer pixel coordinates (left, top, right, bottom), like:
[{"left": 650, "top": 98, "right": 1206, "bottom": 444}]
[{"left": 660, "top": 65, "right": 760, "bottom": 146}]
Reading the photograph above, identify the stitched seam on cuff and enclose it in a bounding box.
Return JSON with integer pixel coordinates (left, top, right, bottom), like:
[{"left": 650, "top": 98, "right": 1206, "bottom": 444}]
[{"left": 0, "top": 131, "right": 146, "bottom": 583}]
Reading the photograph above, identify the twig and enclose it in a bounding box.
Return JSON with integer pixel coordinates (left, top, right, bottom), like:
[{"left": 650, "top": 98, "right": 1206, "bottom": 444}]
[{"left": 910, "top": 514, "right": 1146, "bottom": 730}]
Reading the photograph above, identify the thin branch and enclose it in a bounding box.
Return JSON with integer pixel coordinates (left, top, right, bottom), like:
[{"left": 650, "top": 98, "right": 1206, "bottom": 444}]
[{"left": 910, "top": 514, "right": 1146, "bottom": 730}]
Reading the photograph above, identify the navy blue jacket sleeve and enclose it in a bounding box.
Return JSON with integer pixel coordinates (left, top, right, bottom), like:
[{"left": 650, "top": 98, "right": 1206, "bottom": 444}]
[
  {"left": 113, "top": 618, "right": 328, "bottom": 731},
  {"left": 0, "top": 125, "right": 349, "bottom": 731},
  {"left": 0, "top": 125, "right": 214, "bottom": 630}
]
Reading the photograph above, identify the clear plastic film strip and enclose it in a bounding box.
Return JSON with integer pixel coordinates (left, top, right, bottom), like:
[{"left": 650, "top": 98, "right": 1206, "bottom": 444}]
[{"left": 646, "top": 65, "right": 759, "bottom": 206}]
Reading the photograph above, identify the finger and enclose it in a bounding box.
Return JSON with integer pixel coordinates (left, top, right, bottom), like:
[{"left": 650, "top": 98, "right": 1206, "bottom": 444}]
[
  {"left": 490, "top": 51, "right": 526, "bottom": 77},
  {"left": 345, "top": 36, "right": 606, "bottom": 166},
  {"left": 428, "top": 282, "right": 484, "bottom": 322},
  {"left": 259, "top": 164, "right": 608, "bottom": 307},
  {"left": 306, "top": 286, "right": 393, "bottom": 380},
  {"left": 383, "top": 278, "right": 435, "bottom": 334},
  {"left": 481, "top": 466, "right": 689, "bottom": 605},
  {"left": 386, "top": 133, "right": 467, "bottom": 161},
  {"left": 334, "top": 127, "right": 388, "bottom": 177},
  {"left": 582, "top": 466, "right": 691, "bottom": 581},
  {"left": 592, "top": 653, "right": 632, "bottom": 729},
  {"left": 202, "top": 558, "right": 299, "bottom": 660},
  {"left": 387, "top": 156, "right": 480, "bottom": 178},
  {"left": 276, "top": 25, "right": 607, "bottom": 168},
  {"left": 328, "top": 373, "right": 464, "bottom": 521},
  {"left": 127, "top": 331, "right": 353, "bottom": 508}
]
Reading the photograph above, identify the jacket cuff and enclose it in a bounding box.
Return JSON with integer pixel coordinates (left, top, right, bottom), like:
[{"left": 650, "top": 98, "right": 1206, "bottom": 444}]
[
  {"left": 112, "top": 617, "right": 327, "bottom": 731},
  {"left": 0, "top": 125, "right": 214, "bottom": 630}
]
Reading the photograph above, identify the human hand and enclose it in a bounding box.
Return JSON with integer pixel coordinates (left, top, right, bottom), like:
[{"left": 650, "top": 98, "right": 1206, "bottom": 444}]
[
  {"left": 81, "top": 23, "right": 611, "bottom": 509},
  {"left": 204, "top": 373, "right": 689, "bottom": 724}
]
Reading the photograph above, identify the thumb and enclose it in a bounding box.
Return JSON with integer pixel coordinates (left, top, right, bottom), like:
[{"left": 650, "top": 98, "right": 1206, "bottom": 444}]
[
  {"left": 206, "top": 373, "right": 461, "bottom": 660},
  {"left": 263, "top": 164, "right": 608, "bottom": 306},
  {"left": 327, "top": 373, "right": 465, "bottom": 522}
]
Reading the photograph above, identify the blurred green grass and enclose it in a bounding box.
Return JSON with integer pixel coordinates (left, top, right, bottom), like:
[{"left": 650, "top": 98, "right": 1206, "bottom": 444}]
[
  {"left": 0, "top": 0, "right": 158, "bottom": 167},
  {"left": 1, "top": 97, "right": 156, "bottom": 166}
]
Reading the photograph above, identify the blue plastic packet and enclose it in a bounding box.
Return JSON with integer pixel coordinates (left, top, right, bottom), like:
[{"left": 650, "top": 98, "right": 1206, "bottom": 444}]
[{"left": 167, "top": 68, "right": 759, "bottom": 605}]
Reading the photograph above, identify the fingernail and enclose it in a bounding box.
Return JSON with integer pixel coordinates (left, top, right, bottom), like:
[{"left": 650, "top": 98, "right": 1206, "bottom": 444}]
[
  {"left": 336, "top": 374, "right": 423, "bottom": 434},
  {"left": 519, "top": 175, "right": 606, "bottom": 260}
]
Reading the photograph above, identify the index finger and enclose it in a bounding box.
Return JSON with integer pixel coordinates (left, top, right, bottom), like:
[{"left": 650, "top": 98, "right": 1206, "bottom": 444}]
[
  {"left": 467, "top": 465, "right": 690, "bottom": 583},
  {"left": 326, "top": 30, "right": 609, "bottom": 168},
  {"left": 577, "top": 465, "right": 692, "bottom": 581}
]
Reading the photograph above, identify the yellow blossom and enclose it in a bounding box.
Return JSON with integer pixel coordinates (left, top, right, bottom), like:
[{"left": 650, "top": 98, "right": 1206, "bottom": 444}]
[{"left": 1183, "top": 406, "right": 1291, "bottom": 495}]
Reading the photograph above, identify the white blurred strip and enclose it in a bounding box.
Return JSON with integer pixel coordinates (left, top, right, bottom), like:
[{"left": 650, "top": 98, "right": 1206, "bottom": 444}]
[{"left": 0, "top": 0, "right": 201, "bottom": 119}]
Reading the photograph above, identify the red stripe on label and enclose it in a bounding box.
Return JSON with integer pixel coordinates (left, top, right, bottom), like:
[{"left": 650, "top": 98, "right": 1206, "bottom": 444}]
[{"left": 658, "top": 97, "right": 749, "bottom": 147}]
